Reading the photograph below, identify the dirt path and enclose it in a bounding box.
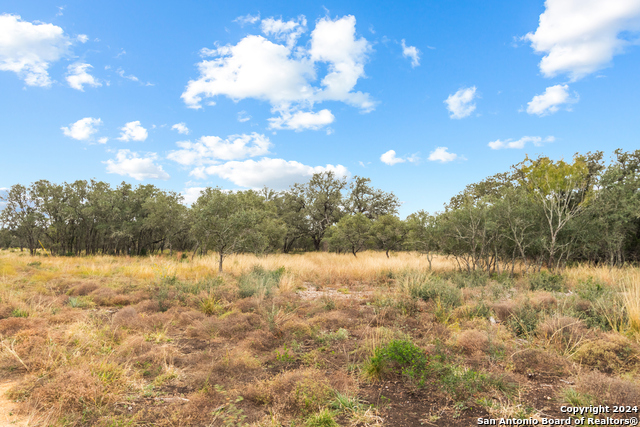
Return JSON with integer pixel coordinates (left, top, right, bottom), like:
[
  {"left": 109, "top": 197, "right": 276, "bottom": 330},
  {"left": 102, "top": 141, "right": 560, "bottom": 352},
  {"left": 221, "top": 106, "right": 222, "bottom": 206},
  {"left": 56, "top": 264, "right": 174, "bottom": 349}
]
[{"left": 0, "top": 378, "right": 28, "bottom": 427}]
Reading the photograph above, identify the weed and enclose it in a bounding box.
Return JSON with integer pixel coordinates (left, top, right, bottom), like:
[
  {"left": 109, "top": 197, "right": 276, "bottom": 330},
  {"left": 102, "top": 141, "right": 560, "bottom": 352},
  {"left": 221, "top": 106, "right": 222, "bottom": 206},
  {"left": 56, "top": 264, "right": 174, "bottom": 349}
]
[
  {"left": 200, "top": 293, "right": 224, "bottom": 316},
  {"left": 238, "top": 265, "right": 284, "bottom": 298},
  {"left": 275, "top": 344, "right": 296, "bottom": 364},
  {"left": 10, "top": 308, "right": 29, "bottom": 318},
  {"left": 505, "top": 301, "right": 539, "bottom": 338},
  {"left": 305, "top": 408, "right": 338, "bottom": 427},
  {"left": 68, "top": 296, "right": 95, "bottom": 309}
]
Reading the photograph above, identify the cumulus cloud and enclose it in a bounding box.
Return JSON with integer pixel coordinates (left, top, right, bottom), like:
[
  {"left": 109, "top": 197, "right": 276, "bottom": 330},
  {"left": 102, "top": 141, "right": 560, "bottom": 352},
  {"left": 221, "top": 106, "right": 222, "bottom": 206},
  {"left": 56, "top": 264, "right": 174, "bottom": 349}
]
[
  {"left": 268, "top": 109, "right": 335, "bottom": 131},
  {"left": 66, "top": 62, "right": 101, "bottom": 91},
  {"left": 118, "top": 121, "right": 148, "bottom": 142},
  {"left": 401, "top": 39, "right": 420, "bottom": 67},
  {"left": 444, "top": 87, "right": 477, "bottom": 119},
  {"left": 428, "top": 147, "right": 460, "bottom": 163},
  {"left": 61, "top": 117, "right": 102, "bottom": 140},
  {"left": 261, "top": 16, "right": 307, "bottom": 47},
  {"left": 525, "top": 0, "right": 640, "bottom": 80},
  {"left": 181, "top": 187, "right": 206, "bottom": 205},
  {"left": 98, "top": 137, "right": 109, "bottom": 144},
  {"left": 181, "top": 15, "right": 374, "bottom": 131},
  {"left": 380, "top": 150, "right": 405, "bottom": 165},
  {"left": 171, "top": 122, "right": 190, "bottom": 135},
  {"left": 190, "top": 158, "right": 349, "bottom": 190},
  {"left": 104, "top": 150, "right": 169, "bottom": 180},
  {"left": 77, "top": 34, "right": 89, "bottom": 43},
  {"left": 380, "top": 150, "right": 419, "bottom": 165},
  {"left": 526, "top": 84, "right": 578, "bottom": 116},
  {"left": 168, "top": 133, "right": 272, "bottom": 166},
  {"left": 488, "top": 135, "right": 555, "bottom": 150},
  {"left": 0, "top": 14, "right": 71, "bottom": 87}
]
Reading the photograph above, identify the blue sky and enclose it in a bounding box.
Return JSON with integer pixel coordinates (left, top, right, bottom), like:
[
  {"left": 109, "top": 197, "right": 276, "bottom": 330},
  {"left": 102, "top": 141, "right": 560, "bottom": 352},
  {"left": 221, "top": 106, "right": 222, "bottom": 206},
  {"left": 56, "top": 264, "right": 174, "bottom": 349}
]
[{"left": 1, "top": 0, "right": 639, "bottom": 216}]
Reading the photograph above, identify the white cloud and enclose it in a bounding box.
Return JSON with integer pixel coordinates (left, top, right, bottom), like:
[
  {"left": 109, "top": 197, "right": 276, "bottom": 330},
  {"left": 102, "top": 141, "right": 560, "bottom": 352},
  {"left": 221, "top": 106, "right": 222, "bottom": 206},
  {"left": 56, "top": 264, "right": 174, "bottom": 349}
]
[
  {"left": 104, "top": 150, "right": 169, "bottom": 180},
  {"left": 116, "top": 68, "right": 139, "bottom": 82},
  {"left": 428, "top": 147, "right": 460, "bottom": 163},
  {"left": 234, "top": 13, "right": 260, "bottom": 26},
  {"left": 181, "top": 15, "right": 374, "bottom": 130},
  {"left": 118, "top": 121, "right": 148, "bottom": 142},
  {"left": 380, "top": 149, "right": 419, "bottom": 165},
  {"left": 191, "top": 157, "right": 349, "bottom": 190},
  {"left": 268, "top": 109, "right": 335, "bottom": 131},
  {"left": 237, "top": 110, "right": 251, "bottom": 122},
  {"left": 401, "top": 39, "right": 420, "bottom": 67},
  {"left": 171, "top": 122, "right": 190, "bottom": 135},
  {"left": 526, "top": 84, "right": 578, "bottom": 116},
  {"left": 66, "top": 62, "right": 101, "bottom": 91},
  {"left": 444, "top": 86, "right": 477, "bottom": 119},
  {"left": 261, "top": 16, "right": 307, "bottom": 47},
  {"left": 77, "top": 34, "right": 89, "bottom": 43},
  {"left": 0, "top": 14, "right": 71, "bottom": 87},
  {"left": 525, "top": 0, "right": 640, "bottom": 80},
  {"left": 488, "top": 135, "right": 555, "bottom": 150},
  {"left": 98, "top": 137, "right": 109, "bottom": 144},
  {"left": 168, "top": 132, "right": 272, "bottom": 166},
  {"left": 181, "top": 187, "right": 206, "bottom": 205},
  {"left": 380, "top": 150, "right": 405, "bottom": 165},
  {"left": 61, "top": 117, "right": 102, "bottom": 140}
]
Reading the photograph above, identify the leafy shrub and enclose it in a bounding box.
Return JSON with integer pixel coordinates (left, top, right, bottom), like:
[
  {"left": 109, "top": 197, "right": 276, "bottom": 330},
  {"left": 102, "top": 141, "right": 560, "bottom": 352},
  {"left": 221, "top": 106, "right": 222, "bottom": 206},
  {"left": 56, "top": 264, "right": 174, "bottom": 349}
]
[
  {"left": 528, "top": 271, "right": 565, "bottom": 292},
  {"left": 363, "top": 340, "right": 430, "bottom": 385},
  {"left": 410, "top": 278, "right": 462, "bottom": 309},
  {"left": 575, "top": 277, "right": 607, "bottom": 301}
]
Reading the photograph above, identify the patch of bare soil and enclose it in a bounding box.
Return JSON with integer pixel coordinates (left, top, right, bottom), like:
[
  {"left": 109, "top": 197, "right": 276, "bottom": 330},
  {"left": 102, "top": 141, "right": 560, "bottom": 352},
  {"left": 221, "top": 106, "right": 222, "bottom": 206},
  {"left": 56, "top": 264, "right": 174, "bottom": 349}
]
[{"left": 0, "top": 377, "right": 29, "bottom": 426}]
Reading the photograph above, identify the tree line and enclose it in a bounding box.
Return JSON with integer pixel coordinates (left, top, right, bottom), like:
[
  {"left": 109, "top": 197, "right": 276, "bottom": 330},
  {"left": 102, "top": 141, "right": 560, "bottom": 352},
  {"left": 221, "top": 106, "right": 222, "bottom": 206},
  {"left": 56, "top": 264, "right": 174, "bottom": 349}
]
[{"left": 1, "top": 149, "right": 639, "bottom": 272}]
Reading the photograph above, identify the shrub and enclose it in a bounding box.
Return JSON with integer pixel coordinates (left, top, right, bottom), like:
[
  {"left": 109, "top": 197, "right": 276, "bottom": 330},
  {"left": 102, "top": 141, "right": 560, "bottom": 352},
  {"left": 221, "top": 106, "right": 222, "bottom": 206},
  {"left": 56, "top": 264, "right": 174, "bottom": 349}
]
[
  {"left": 572, "top": 334, "right": 638, "bottom": 373},
  {"left": 410, "top": 278, "right": 462, "bottom": 309},
  {"left": 446, "top": 270, "right": 490, "bottom": 288},
  {"left": 363, "top": 339, "right": 430, "bottom": 385},
  {"left": 528, "top": 271, "right": 565, "bottom": 292}
]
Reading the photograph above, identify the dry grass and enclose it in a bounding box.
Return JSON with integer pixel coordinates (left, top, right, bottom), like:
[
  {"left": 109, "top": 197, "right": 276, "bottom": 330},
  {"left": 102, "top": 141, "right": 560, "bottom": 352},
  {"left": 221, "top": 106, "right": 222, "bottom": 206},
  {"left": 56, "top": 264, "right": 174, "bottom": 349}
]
[{"left": 1, "top": 248, "right": 640, "bottom": 426}]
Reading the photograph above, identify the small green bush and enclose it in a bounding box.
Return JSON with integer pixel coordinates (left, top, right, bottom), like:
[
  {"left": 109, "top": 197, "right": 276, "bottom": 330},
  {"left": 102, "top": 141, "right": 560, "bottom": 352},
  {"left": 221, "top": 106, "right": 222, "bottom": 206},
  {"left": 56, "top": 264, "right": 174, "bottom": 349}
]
[
  {"left": 410, "top": 278, "right": 462, "bottom": 309},
  {"left": 363, "top": 340, "right": 430, "bottom": 385},
  {"left": 528, "top": 271, "right": 565, "bottom": 292}
]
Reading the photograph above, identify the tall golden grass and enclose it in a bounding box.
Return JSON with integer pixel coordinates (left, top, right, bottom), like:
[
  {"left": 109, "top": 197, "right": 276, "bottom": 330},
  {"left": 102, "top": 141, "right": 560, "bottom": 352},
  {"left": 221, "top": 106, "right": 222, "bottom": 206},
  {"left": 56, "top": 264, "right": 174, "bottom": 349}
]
[{"left": 1, "top": 248, "right": 639, "bottom": 334}]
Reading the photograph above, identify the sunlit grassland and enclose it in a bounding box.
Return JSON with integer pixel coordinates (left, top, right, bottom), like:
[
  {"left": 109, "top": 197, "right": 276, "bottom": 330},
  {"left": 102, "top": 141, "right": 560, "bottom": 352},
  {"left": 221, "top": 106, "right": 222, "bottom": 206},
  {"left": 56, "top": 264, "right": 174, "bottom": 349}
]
[{"left": 1, "top": 248, "right": 639, "bottom": 426}]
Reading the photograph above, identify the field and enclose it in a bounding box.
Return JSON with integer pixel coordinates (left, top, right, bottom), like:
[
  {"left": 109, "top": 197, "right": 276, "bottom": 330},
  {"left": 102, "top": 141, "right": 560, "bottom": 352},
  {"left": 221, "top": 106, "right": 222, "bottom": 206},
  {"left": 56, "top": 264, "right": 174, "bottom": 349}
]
[{"left": 1, "top": 249, "right": 639, "bottom": 426}]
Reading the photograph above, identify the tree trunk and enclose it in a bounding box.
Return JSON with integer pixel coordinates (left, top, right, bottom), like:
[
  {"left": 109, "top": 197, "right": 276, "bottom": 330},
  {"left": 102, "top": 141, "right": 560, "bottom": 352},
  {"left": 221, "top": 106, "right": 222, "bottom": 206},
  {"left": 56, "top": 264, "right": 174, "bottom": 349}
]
[{"left": 218, "top": 252, "right": 224, "bottom": 272}]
